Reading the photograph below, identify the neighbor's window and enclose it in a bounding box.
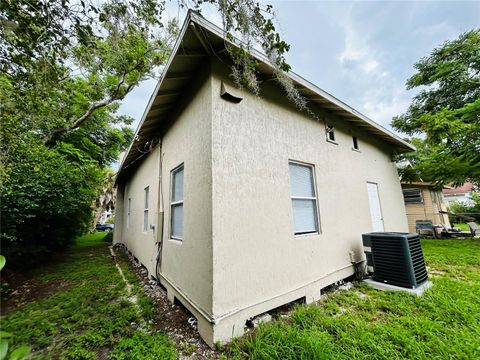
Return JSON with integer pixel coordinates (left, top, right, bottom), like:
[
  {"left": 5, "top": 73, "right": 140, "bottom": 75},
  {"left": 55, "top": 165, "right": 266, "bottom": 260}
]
[
  {"left": 170, "top": 164, "right": 184, "bottom": 240},
  {"left": 326, "top": 125, "right": 335, "bottom": 142},
  {"left": 143, "top": 187, "right": 149, "bottom": 232},
  {"left": 127, "top": 198, "right": 131, "bottom": 229},
  {"left": 402, "top": 188, "right": 423, "bottom": 204},
  {"left": 289, "top": 162, "right": 319, "bottom": 235},
  {"left": 352, "top": 136, "right": 359, "bottom": 150}
]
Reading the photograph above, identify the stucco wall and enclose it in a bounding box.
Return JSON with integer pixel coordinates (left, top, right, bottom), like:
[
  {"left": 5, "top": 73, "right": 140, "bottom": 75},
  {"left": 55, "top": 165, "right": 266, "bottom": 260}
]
[
  {"left": 210, "top": 60, "right": 408, "bottom": 318},
  {"left": 120, "top": 145, "right": 161, "bottom": 277},
  {"left": 117, "top": 62, "right": 213, "bottom": 316},
  {"left": 157, "top": 64, "right": 213, "bottom": 315}
]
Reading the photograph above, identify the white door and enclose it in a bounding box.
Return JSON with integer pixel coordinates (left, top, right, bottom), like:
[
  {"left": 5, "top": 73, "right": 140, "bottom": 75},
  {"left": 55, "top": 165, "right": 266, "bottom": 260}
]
[{"left": 367, "top": 182, "right": 384, "bottom": 232}]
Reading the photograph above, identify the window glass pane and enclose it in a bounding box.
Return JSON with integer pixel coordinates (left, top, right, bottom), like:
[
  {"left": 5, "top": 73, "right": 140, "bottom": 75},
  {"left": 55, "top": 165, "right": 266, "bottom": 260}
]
[
  {"left": 292, "top": 199, "right": 317, "bottom": 233},
  {"left": 144, "top": 187, "right": 149, "bottom": 208},
  {"left": 171, "top": 204, "right": 183, "bottom": 238},
  {"left": 289, "top": 163, "right": 314, "bottom": 197},
  {"left": 172, "top": 167, "right": 184, "bottom": 202}
]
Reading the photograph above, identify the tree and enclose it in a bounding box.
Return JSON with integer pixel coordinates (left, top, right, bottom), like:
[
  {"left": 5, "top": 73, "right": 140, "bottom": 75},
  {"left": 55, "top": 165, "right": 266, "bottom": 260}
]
[
  {"left": 392, "top": 29, "right": 480, "bottom": 186},
  {"left": 0, "top": 0, "right": 295, "bottom": 267}
]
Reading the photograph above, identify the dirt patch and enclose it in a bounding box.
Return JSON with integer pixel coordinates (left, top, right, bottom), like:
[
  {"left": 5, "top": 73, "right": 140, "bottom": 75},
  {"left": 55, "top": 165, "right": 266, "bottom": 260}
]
[
  {"left": 115, "top": 245, "right": 221, "bottom": 359},
  {"left": 1, "top": 277, "right": 74, "bottom": 315},
  {"left": 1, "top": 278, "right": 74, "bottom": 315},
  {"left": 94, "top": 346, "right": 111, "bottom": 360}
]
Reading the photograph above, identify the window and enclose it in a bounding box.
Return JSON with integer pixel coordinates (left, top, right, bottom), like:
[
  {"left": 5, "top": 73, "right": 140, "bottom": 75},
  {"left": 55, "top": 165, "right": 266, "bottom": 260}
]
[
  {"left": 170, "top": 164, "right": 184, "bottom": 240},
  {"left": 352, "top": 136, "right": 359, "bottom": 150},
  {"left": 326, "top": 125, "right": 336, "bottom": 142},
  {"left": 289, "top": 162, "right": 319, "bottom": 235},
  {"left": 127, "top": 198, "right": 131, "bottom": 228},
  {"left": 402, "top": 188, "right": 423, "bottom": 204},
  {"left": 143, "top": 187, "right": 149, "bottom": 232}
]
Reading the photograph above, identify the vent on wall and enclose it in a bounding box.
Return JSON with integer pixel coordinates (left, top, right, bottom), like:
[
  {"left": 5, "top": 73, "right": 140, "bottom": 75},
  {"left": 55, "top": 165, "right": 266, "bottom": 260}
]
[
  {"left": 220, "top": 81, "right": 243, "bottom": 103},
  {"left": 362, "top": 232, "right": 428, "bottom": 288}
]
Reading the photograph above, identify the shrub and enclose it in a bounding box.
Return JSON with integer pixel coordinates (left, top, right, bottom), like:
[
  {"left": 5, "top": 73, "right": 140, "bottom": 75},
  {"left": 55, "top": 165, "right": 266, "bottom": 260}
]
[
  {"left": 103, "top": 231, "right": 113, "bottom": 243},
  {"left": 0, "top": 140, "right": 103, "bottom": 268}
]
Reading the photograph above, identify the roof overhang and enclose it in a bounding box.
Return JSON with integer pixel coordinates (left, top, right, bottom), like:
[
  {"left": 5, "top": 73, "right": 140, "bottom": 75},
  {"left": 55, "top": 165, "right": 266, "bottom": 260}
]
[{"left": 116, "top": 11, "right": 415, "bottom": 183}]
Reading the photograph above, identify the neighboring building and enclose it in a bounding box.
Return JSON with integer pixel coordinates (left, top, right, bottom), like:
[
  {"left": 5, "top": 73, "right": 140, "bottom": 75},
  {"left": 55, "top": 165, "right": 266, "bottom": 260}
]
[
  {"left": 99, "top": 209, "right": 113, "bottom": 225},
  {"left": 114, "top": 12, "right": 414, "bottom": 346},
  {"left": 401, "top": 182, "right": 451, "bottom": 233},
  {"left": 443, "top": 182, "right": 475, "bottom": 206}
]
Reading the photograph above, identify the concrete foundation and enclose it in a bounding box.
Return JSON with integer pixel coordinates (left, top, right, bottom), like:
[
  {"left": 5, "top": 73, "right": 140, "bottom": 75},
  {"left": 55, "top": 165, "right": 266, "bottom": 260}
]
[
  {"left": 363, "top": 278, "right": 433, "bottom": 296},
  {"left": 158, "top": 264, "right": 354, "bottom": 347}
]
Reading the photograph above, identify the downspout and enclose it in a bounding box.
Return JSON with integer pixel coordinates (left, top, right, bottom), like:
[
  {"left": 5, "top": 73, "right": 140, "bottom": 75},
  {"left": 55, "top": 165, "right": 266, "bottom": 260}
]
[{"left": 155, "top": 140, "right": 165, "bottom": 281}]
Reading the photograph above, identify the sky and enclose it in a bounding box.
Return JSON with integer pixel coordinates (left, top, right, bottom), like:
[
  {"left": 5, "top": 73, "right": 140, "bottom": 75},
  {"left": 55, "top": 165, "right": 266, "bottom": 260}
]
[{"left": 117, "top": 0, "right": 480, "bottom": 135}]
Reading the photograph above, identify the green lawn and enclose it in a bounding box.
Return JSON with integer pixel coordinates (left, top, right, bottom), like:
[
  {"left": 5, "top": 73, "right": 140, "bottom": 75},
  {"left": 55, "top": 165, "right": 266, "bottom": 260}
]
[
  {"left": 1, "top": 232, "right": 176, "bottom": 360},
  {"left": 3, "top": 236, "right": 479, "bottom": 360},
  {"left": 453, "top": 222, "right": 470, "bottom": 232},
  {"left": 228, "top": 239, "right": 480, "bottom": 359}
]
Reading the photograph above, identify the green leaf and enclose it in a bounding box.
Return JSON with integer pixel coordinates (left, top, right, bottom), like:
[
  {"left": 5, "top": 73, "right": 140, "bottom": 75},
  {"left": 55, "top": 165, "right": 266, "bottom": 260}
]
[
  {"left": 0, "top": 256, "right": 5, "bottom": 271},
  {"left": 0, "top": 332, "right": 12, "bottom": 339},
  {"left": 0, "top": 339, "right": 8, "bottom": 360},
  {"left": 9, "top": 345, "right": 30, "bottom": 360}
]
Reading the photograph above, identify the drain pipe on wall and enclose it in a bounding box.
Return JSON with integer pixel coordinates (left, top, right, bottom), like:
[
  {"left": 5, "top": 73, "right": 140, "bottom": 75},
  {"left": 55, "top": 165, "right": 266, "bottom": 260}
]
[{"left": 155, "top": 140, "right": 165, "bottom": 281}]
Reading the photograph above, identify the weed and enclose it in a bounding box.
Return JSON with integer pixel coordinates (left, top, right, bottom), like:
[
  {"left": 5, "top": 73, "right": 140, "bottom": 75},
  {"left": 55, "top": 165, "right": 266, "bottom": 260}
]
[{"left": 109, "top": 330, "right": 176, "bottom": 360}]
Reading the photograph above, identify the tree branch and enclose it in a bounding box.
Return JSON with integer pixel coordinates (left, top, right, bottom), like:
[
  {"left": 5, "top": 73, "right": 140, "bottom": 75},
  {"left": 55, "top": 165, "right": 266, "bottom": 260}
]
[{"left": 46, "top": 72, "right": 134, "bottom": 144}]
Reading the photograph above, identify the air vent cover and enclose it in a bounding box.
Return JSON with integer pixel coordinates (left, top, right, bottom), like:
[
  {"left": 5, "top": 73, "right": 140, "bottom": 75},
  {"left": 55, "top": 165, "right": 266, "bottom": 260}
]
[{"left": 362, "top": 232, "right": 428, "bottom": 288}]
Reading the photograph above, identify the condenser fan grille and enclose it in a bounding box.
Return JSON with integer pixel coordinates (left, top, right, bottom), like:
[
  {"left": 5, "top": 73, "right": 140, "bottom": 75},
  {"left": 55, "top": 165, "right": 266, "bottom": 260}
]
[{"left": 363, "top": 232, "right": 428, "bottom": 288}]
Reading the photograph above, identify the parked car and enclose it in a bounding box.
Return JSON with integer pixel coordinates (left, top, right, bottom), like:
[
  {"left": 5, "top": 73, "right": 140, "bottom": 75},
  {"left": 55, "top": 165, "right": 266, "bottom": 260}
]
[{"left": 96, "top": 223, "right": 114, "bottom": 232}]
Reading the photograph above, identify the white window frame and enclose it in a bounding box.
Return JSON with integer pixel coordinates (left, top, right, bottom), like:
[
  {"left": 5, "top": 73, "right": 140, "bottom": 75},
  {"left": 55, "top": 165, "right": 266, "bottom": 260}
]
[
  {"left": 143, "top": 187, "right": 149, "bottom": 233},
  {"left": 326, "top": 125, "right": 336, "bottom": 143},
  {"left": 127, "top": 198, "right": 131, "bottom": 229},
  {"left": 289, "top": 160, "right": 321, "bottom": 236},
  {"left": 170, "top": 164, "right": 184, "bottom": 241}
]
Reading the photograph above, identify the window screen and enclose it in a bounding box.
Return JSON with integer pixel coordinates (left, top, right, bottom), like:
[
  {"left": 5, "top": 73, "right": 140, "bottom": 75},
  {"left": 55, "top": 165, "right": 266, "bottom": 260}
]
[
  {"left": 171, "top": 165, "right": 184, "bottom": 239},
  {"left": 402, "top": 188, "right": 423, "bottom": 204},
  {"left": 289, "top": 162, "right": 319, "bottom": 235}
]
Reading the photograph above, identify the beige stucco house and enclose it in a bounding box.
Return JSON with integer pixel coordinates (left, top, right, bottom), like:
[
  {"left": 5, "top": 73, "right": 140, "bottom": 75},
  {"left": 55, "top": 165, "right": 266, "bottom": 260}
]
[
  {"left": 401, "top": 182, "right": 451, "bottom": 233},
  {"left": 114, "top": 12, "right": 414, "bottom": 346}
]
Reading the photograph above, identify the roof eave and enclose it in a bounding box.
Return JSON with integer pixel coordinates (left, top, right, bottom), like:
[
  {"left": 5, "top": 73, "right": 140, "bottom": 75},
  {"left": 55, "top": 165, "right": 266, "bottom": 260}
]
[{"left": 116, "top": 11, "right": 415, "bottom": 184}]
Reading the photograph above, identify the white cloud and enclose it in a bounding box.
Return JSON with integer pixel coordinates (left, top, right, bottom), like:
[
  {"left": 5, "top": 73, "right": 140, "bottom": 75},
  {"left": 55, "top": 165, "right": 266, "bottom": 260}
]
[
  {"left": 338, "top": 25, "right": 380, "bottom": 75},
  {"left": 362, "top": 59, "right": 379, "bottom": 74},
  {"left": 362, "top": 91, "right": 412, "bottom": 130},
  {"left": 334, "top": 8, "right": 409, "bottom": 128}
]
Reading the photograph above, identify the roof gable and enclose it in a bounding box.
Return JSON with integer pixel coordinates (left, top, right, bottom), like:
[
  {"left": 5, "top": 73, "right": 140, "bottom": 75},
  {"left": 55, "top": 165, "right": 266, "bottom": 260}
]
[{"left": 117, "top": 11, "right": 414, "bottom": 180}]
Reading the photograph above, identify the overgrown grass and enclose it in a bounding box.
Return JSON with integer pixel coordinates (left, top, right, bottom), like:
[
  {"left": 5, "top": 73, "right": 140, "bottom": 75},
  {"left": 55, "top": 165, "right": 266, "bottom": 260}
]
[
  {"left": 1, "top": 233, "right": 176, "bottom": 359},
  {"left": 4, "top": 235, "right": 479, "bottom": 359},
  {"left": 229, "top": 239, "right": 480, "bottom": 359}
]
